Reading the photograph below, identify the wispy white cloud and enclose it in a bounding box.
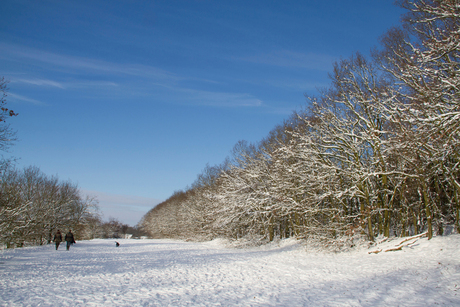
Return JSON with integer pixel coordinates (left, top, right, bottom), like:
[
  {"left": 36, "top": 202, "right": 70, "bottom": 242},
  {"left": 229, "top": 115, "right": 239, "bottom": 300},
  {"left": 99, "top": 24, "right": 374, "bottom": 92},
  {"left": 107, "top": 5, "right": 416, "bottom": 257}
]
[
  {"left": 235, "top": 50, "right": 337, "bottom": 71},
  {"left": 65, "top": 80, "right": 119, "bottom": 89},
  {"left": 8, "top": 93, "right": 45, "bottom": 105},
  {"left": 0, "top": 42, "right": 179, "bottom": 81},
  {"left": 179, "top": 88, "right": 263, "bottom": 107},
  {"left": 240, "top": 77, "right": 330, "bottom": 92},
  {"left": 1, "top": 42, "right": 266, "bottom": 108},
  {"left": 122, "top": 79, "right": 264, "bottom": 107},
  {"left": 12, "top": 78, "right": 65, "bottom": 89}
]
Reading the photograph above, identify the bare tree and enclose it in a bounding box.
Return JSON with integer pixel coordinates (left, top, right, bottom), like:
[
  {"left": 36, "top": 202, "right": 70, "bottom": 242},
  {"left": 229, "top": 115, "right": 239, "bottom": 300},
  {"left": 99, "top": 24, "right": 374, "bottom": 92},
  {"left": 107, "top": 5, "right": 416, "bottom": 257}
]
[
  {"left": 377, "top": 0, "right": 460, "bottom": 238},
  {"left": 0, "top": 166, "right": 100, "bottom": 247}
]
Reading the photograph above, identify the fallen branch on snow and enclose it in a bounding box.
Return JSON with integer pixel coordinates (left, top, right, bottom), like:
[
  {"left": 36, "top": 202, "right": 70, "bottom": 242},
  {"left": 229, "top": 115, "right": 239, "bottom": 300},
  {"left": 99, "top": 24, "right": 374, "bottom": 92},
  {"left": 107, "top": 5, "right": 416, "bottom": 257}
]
[
  {"left": 398, "top": 232, "right": 428, "bottom": 245},
  {"left": 369, "top": 232, "right": 428, "bottom": 254},
  {"left": 384, "top": 245, "right": 403, "bottom": 252}
]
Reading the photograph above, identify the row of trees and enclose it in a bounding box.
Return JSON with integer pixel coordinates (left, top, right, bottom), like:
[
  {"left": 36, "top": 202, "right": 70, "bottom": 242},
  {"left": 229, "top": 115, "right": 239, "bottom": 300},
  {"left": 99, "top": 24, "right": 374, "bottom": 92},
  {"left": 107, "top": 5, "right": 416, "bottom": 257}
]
[
  {"left": 140, "top": 0, "right": 460, "bottom": 248},
  {"left": 0, "top": 166, "right": 98, "bottom": 247},
  {"left": 94, "top": 217, "right": 148, "bottom": 239},
  {"left": 0, "top": 164, "right": 146, "bottom": 247}
]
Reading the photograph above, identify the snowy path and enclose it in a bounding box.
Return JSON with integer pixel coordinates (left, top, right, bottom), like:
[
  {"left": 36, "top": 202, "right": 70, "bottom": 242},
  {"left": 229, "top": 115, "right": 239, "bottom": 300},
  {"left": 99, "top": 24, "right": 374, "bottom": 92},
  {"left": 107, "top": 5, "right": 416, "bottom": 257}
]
[{"left": 1, "top": 236, "right": 459, "bottom": 306}]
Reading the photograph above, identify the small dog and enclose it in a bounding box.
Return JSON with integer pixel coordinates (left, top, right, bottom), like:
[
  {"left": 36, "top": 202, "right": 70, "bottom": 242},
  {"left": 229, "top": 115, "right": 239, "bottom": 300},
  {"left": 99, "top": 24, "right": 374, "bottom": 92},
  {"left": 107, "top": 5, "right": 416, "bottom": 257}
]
[{"left": 115, "top": 241, "right": 120, "bottom": 247}]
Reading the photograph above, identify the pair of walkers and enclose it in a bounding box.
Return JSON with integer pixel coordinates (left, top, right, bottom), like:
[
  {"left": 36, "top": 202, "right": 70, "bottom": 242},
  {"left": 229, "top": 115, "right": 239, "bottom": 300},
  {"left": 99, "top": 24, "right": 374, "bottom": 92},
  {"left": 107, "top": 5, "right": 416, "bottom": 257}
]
[{"left": 53, "top": 230, "right": 75, "bottom": 251}]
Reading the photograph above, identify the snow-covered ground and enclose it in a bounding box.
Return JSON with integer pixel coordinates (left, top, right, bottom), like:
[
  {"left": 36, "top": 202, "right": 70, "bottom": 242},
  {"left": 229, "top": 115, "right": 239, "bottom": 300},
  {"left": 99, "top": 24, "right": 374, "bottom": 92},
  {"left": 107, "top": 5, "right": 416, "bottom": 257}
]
[{"left": 1, "top": 235, "right": 459, "bottom": 306}]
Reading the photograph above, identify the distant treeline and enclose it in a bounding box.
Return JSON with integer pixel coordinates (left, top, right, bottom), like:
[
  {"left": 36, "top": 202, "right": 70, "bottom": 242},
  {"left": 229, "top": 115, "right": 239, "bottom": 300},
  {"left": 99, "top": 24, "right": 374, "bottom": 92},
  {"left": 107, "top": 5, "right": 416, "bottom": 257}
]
[
  {"left": 0, "top": 166, "right": 96, "bottom": 247},
  {"left": 0, "top": 165, "right": 147, "bottom": 248},
  {"left": 139, "top": 0, "right": 460, "bottom": 249}
]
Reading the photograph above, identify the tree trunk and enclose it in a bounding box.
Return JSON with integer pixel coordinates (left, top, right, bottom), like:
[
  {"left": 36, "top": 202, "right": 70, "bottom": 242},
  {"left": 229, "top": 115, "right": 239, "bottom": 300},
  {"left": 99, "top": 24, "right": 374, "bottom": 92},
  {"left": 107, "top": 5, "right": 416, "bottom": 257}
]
[
  {"left": 268, "top": 214, "right": 274, "bottom": 242},
  {"left": 420, "top": 183, "right": 433, "bottom": 240},
  {"left": 367, "top": 214, "right": 374, "bottom": 242},
  {"left": 413, "top": 208, "right": 418, "bottom": 236}
]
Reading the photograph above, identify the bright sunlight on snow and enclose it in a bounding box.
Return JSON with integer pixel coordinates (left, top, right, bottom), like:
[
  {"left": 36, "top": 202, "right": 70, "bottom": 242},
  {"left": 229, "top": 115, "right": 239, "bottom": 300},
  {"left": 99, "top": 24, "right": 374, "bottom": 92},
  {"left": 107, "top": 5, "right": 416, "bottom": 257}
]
[{"left": 1, "top": 235, "right": 459, "bottom": 306}]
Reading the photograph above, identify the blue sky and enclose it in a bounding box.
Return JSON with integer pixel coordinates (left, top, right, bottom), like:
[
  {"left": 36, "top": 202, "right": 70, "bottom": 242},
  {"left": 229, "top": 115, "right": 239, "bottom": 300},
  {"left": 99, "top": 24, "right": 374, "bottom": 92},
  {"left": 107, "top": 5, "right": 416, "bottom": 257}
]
[{"left": 0, "top": 0, "right": 404, "bottom": 226}]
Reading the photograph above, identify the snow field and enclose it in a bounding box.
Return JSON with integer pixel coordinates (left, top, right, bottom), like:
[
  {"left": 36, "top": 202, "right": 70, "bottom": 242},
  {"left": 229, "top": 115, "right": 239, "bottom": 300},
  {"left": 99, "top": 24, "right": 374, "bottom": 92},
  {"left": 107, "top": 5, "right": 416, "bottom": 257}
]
[{"left": 0, "top": 235, "right": 459, "bottom": 306}]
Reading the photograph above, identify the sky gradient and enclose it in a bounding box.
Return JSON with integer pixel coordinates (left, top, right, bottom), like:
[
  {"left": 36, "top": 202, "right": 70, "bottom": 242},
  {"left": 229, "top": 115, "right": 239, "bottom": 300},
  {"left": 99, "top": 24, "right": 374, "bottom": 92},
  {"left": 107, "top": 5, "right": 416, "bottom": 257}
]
[{"left": 0, "top": 0, "right": 404, "bottom": 226}]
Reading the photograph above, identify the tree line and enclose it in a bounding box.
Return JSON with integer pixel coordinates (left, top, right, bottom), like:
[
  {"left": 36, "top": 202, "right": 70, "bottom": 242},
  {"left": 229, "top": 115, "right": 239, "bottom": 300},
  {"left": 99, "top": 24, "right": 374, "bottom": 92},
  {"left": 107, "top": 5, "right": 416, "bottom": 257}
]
[
  {"left": 0, "top": 165, "right": 97, "bottom": 247},
  {"left": 0, "top": 163, "right": 144, "bottom": 247},
  {"left": 139, "top": 0, "right": 460, "bottom": 249}
]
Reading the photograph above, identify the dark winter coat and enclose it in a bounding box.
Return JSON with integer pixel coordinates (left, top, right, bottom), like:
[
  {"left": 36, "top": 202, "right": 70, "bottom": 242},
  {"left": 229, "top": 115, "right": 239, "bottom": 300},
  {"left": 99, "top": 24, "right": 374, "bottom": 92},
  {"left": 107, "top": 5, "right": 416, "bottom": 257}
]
[
  {"left": 53, "top": 232, "right": 62, "bottom": 243},
  {"left": 65, "top": 232, "right": 75, "bottom": 243}
]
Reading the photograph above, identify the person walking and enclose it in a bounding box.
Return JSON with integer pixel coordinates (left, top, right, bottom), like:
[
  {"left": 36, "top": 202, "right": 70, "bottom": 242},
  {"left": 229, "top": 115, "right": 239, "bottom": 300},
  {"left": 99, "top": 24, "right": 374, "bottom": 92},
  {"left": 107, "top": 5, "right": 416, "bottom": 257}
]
[
  {"left": 53, "top": 230, "right": 62, "bottom": 250},
  {"left": 65, "top": 230, "right": 75, "bottom": 251}
]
